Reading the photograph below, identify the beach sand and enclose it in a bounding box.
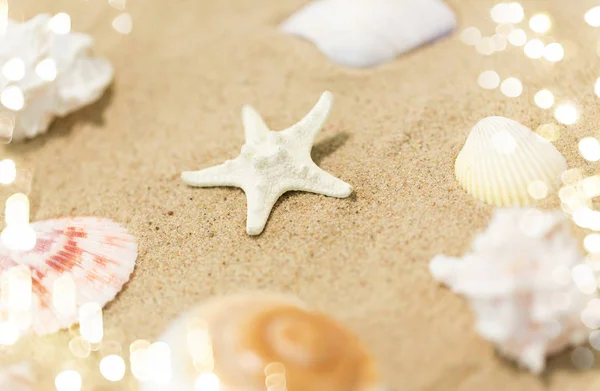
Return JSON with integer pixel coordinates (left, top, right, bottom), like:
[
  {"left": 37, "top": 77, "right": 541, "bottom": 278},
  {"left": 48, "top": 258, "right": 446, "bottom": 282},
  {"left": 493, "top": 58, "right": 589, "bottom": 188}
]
[{"left": 3, "top": 0, "right": 600, "bottom": 389}]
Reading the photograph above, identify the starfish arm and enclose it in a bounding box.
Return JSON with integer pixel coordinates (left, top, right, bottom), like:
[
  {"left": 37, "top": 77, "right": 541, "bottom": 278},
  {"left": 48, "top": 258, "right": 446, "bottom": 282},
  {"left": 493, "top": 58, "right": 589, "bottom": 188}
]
[
  {"left": 181, "top": 159, "right": 246, "bottom": 188},
  {"left": 284, "top": 91, "right": 333, "bottom": 145},
  {"left": 243, "top": 184, "right": 285, "bottom": 235},
  {"left": 293, "top": 165, "right": 352, "bottom": 198},
  {"left": 242, "top": 105, "right": 269, "bottom": 145}
]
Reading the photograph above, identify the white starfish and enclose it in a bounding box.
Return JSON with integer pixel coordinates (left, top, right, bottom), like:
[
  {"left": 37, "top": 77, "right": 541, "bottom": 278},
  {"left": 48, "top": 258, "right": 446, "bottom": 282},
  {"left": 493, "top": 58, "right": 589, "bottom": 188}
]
[{"left": 181, "top": 91, "right": 353, "bottom": 235}]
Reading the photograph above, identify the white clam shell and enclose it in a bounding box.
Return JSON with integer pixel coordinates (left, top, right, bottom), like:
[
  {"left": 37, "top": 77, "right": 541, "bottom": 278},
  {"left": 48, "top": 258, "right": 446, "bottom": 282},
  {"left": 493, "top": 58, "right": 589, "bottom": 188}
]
[
  {"left": 280, "top": 0, "right": 456, "bottom": 68},
  {"left": 0, "top": 15, "right": 113, "bottom": 142},
  {"left": 455, "top": 116, "right": 567, "bottom": 206},
  {"left": 0, "top": 362, "right": 35, "bottom": 391}
]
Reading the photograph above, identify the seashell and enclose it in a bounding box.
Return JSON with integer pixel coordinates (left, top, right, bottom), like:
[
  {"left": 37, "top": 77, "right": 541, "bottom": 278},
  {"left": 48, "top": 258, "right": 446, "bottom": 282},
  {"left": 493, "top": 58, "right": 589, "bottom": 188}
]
[
  {"left": 280, "top": 0, "right": 456, "bottom": 68},
  {"left": 430, "top": 208, "right": 593, "bottom": 374},
  {"left": 142, "top": 292, "right": 382, "bottom": 391},
  {"left": 0, "top": 14, "right": 113, "bottom": 142},
  {"left": 0, "top": 217, "right": 137, "bottom": 336},
  {"left": 0, "top": 362, "right": 35, "bottom": 391},
  {"left": 455, "top": 116, "right": 567, "bottom": 206}
]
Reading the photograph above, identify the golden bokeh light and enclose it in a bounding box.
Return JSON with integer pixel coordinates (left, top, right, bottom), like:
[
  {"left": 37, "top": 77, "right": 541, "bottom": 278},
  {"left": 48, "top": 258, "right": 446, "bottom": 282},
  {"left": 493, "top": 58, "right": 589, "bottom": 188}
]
[
  {"left": 554, "top": 103, "right": 579, "bottom": 125},
  {"left": 194, "top": 372, "right": 220, "bottom": 391},
  {"left": 527, "top": 180, "right": 549, "bottom": 200},
  {"left": 477, "top": 70, "right": 500, "bottom": 90},
  {"left": 100, "top": 354, "right": 126, "bottom": 382},
  {"left": 543, "top": 42, "right": 564, "bottom": 62},
  {"left": 112, "top": 13, "right": 133, "bottom": 35},
  {"left": 69, "top": 336, "right": 92, "bottom": 358},
  {"left": 500, "top": 77, "right": 523, "bottom": 98},
  {"left": 491, "top": 34, "right": 508, "bottom": 51},
  {"left": 529, "top": 13, "right": 551, "bottom": 34},
  {"left": 490, "top": 2, "right": 525, "bottom": 24},
  {"left": 79, "top": 303, "right": 103, "bottom": 343},
  {"left": 1, "top": 85, "right": 25, "bottom": 111},
  {"left": 496, "top": 23, "right": 515, "bottom": 36},
  {"left": 147, "top": 341, "right": 172, "bottom": 383},
  {"left": 579, "top": 137, "right": 600, "bottom": 162},
  {"left": 54, "top": 370, "right": 82, "bottom": 391},
  {"left": 534, "top": 89, "right": 554, "bottom": 109},
  {"left": 0, "top": 112, "right": 15, "bottom": 143},
  {"left": 585, "top": 6, "right": 600, "bottom": 27},
  {"left": 0, "top": 158, "right": 16, "bottom": 184},
  {"left": 585, "top": 234, "right": 600, "bottom": 254},
  {"left": 49, "top": 13, "right": 71, "bottom": 35},
  {"left": 36, "top": 58, "right": 58, "bottom": 82},
  {"left": 536, "top": 123, "right": 560, "bottom": 141},
  {"left": 2, "top": 58, "right": 25, "bottom": 81},
  {"left": 460, "top": 27, "right": 482, "bottom": 46},
  {"left": 507, "top": 28, "right": 527, "bottom": 46},
  {"left": 595, "top": 78, "right": 600, "bottom": 98},
  {"left": 524, "top": 39, "right": 545, "bottom": 59},
  {"left": 109, "top": 0, "right": 127, "bottom": 10},
  {"left": 475, "top": 37, "right": 495, "bottom": 55}
]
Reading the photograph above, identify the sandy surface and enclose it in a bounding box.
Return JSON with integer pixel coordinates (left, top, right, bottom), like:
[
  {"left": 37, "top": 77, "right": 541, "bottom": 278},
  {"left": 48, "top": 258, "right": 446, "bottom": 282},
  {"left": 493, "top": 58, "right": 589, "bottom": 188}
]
[{"left": 3, "top": 0, "right": 600, "bottom": 390}]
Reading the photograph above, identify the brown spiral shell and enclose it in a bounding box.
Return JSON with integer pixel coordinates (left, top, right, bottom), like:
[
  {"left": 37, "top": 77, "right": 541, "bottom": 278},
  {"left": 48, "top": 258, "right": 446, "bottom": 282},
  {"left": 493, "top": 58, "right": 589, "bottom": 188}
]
[{"left": 155, "top": 292, "right": 382, "bottom": 391}]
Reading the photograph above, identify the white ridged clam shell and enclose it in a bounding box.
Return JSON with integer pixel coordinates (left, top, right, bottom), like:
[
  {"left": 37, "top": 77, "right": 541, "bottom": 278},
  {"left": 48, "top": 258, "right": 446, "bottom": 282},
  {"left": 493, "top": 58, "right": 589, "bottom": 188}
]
[
  {"left": 280, "top": 0, "right": 456, "bottom": 68},
  {"left": 455, "top": 116, "right": 567, "bottom": 206}
]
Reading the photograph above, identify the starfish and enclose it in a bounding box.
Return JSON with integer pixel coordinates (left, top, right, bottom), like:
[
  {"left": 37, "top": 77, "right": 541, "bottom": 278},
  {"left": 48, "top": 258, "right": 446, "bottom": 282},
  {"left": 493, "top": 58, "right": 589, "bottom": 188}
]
[{"left": 181, "top": 91, "right": 353, "bottom": 235}]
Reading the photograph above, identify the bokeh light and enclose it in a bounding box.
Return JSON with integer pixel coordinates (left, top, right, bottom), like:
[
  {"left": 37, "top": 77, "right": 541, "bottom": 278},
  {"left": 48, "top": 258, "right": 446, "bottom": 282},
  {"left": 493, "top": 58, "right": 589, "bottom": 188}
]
[
  {"left": 507, "top": 29, "right": 527, "bottom": 46},
  {"left": 55, "top": 370, "right": 82, "bottom": 391},
  {"left": 1, "top": 86, "right": 25, "bottom": 111},
  {"left": 500, "top": 77, "right": 523, "bottom": 98},
  {"left": 543, "top": 43, "right": 564, "bottom": 62},
  {"left": 109, "top": 0, "right": 126, "bottom": 10},
  {"left": 194, "top": 372, "right": 220, "bottom": 391},
  {"left": 529, "top": 14, "right": 551, "bottom": 34},
  {"left": 475, "top": 37, "right": 494, "bottom": 55},
  {"left": 585, "top": 6, "right": 600, "bottom": 27},
  {"left": 49, "top": 13, "right": 71, "bottom": 35},
  {"left": 2, "top": 58, "right": 25, "bottom": 81},
  {"left": 0, "top": 112, "right": 15, "bottom": 144},
  {"left": 554, "top": 103, "right": 579, "bottom": 125},
  {"left": 477, "top": 70, "right": 500, "bottom": 90},
  {"left": 534, "top": 89, "right": 554, "bottom": 109},
  {"left": 0, "top": 321, "right": 19, "bottom": 345},
  {"left": 527, "top": 180, "right": 548, "bottom": 199},
  {"left": 491, "top": 34, "right": 508, "bottom": 51},
  {"left": 0, "top": 158, "right": 16, "bottom": 184},
  {"left": 595, "top": 78, "right": 600, "bottom": 98},
  {"left": 112, "top": 13, "right": 133, "bottom": 35},
  {"left": 36, "top": 58, "right": 58, "bottom": 82},
  {"left": 460, "top": 27, "right": 481, "bottom": 46},
  {"left": 100, "top": 354, "right": 126, "bottom": 382},
  {"left": 579, "top": 137, "right": 600, "bottom": 161},
  {"left": 79, "top": 303, "right": 103, "bottom": 343},
  {"left": 584, "top": 234, "right": 600, "bottom": 254},
  {"left": 496, "top": 23, "right": 515, "bottom": 37},
  {"left": 572, "top": 264, "right": 597, "bottom": 294},
  {"left": 490, "top": 2, "right": 525, "bottom": 24},
  {"left": 536, "top": 123, "right": 559, "bottom": 141},
  {"left": 524, "top": 39, "right": 545, "bottom": 59}
]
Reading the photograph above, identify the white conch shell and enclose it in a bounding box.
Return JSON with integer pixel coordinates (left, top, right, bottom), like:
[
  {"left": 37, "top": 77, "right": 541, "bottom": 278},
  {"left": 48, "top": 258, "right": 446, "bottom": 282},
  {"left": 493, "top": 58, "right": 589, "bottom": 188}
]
[
  {"left": 280, "top": 0, "right": 456, "bottom": 68},
  {"left": 141, "top": 292, "right": 382, "bottom": 391},
  {"left": 0, "top": 217, "right": 137, "bottom": 336},
  {"left": 455, "top": 116, "right": 567, "bottom": 206},
  {"left": 430, "top": 208, "right": 594, "bottom": 373},
  {"left": 0, "top": 362, "right": 35, "bottom": 391},
  {"left": 0, "top": 14, "right": 113, "bottom": 142}
]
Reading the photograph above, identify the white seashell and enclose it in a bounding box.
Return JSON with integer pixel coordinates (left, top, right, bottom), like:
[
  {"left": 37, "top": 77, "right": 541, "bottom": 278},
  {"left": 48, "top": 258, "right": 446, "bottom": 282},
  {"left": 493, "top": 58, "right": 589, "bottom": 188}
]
[
  {"left": 455, "top": 116, "right": 567, "bottom": 206},
  {"left": 430, "top": 208, "right": 594, "bottom": 374},
  {"left": 0, "top": 14, "right": 113, "bottom": 142},
  {"left": 280, "top": 0, "right": 456, "bottom": 68},
  {"left": 0, "top": 217, "right": 137, "bottom": 336},
  {"left": 0, "top": 363, "right": 35, "bottom": 391},
  {"left": 141, "top": 292, "right": 383, "bottom": 391}
]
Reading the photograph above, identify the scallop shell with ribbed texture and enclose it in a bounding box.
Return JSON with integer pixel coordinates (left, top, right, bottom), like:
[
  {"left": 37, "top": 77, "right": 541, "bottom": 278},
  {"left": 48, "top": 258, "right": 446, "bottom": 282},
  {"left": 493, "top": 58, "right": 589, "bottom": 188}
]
[
  {"left": 279, "top": 0, "right": 456, "bottom": 68},
  {"left": 455, "top": 116, "right": 567, "bottom": 206},
  {"left": 141, "top": 292, "right": 383, "bottom": 391},
  {"left": 0, "top": 217, "right": 137, "bottom": 335}
]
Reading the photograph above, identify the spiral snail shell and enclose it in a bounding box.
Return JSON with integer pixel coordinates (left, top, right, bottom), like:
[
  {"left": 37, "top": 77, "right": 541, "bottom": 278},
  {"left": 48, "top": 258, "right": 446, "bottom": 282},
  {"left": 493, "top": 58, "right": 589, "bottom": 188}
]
[{"left": 142, "top": 292, "right": 382, "bottom": 391}]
